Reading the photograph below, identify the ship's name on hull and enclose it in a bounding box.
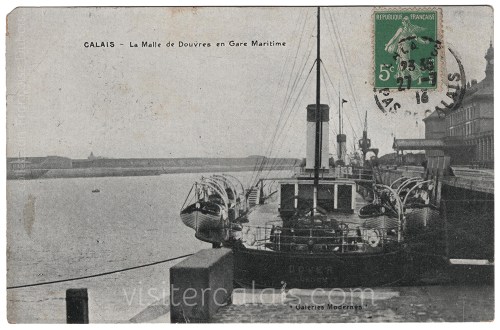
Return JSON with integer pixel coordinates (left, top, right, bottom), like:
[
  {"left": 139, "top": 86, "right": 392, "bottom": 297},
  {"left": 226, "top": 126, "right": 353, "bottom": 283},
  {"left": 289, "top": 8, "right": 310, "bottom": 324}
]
[{"left": 289, "top": 265, "right": 336, "bottom": 275}]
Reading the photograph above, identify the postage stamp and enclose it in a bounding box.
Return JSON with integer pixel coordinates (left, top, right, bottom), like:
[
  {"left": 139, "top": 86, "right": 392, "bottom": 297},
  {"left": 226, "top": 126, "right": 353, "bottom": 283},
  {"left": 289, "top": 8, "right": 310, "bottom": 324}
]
[{"left": 373, "top": 8, "right": 443, "bottom": 91}]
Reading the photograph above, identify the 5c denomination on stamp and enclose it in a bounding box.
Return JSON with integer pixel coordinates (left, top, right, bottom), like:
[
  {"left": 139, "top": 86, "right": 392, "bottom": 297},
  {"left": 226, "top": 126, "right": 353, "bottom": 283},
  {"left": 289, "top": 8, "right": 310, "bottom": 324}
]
[{"left": 373, "top": 8, "right": 443, "bottom": 91}]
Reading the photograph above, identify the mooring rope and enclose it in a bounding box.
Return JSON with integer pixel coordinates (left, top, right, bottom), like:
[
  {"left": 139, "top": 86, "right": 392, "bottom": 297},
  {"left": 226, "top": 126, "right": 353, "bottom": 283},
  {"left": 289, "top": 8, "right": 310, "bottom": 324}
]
[{"left": 7, "top": 253, "right": 193, "bottom": 290}]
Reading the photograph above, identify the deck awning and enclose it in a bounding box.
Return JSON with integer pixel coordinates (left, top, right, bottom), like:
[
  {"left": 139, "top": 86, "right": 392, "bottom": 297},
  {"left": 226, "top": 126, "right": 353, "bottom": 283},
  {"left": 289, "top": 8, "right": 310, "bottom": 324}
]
[{"left": 393, "top": 139, "right": 445, "bottom": 150}]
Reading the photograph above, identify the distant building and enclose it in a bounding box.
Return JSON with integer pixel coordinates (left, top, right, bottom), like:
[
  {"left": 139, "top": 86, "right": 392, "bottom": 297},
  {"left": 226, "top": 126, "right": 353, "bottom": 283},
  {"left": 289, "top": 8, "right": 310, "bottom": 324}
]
[
  {"left": 8, "top": 159, "right": 31, "bottom": 171},
  {"left": 422, "top": 111, "right": 446, "bottom": 141},
  {"left": 444, "top": 41, "right": 494, "bottom": 167},
  {"left": 394, "top": 42, "right": 494, "bottom": 168},
  {"left": 88, "top": 151, "right": 107, "bottom": 160}
]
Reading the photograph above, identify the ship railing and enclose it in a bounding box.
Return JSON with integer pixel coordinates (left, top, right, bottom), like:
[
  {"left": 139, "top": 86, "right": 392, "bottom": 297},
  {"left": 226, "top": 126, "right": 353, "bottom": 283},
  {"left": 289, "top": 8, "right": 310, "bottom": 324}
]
[
  {"left": 293, "top": 166, "right": 374, "bottom": 181},
  {"left": 469, "top": 160, "right": 494, "bottom": 169},
  {"left": 239, "top": 223, "right": 400, "bottom": 252},
  {"left": 350, "top": 167, "right": 375, "bottom": 181}
]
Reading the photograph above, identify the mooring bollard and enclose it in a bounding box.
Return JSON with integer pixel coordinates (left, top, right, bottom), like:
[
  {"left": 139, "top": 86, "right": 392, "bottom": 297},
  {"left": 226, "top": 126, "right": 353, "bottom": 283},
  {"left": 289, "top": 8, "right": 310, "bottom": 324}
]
[
  {"left": 170, "top": 248, "right": 233, "bottom": 323},
  {"left": 66, "top": 288, "right": 89, "bottom": 324}
]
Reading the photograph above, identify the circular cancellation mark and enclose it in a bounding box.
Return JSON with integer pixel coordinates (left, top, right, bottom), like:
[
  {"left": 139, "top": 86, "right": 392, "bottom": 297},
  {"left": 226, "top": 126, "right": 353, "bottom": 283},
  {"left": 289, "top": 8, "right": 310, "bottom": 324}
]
[{"left": 374, "top": 42, "right": 466, "bottom": 119}]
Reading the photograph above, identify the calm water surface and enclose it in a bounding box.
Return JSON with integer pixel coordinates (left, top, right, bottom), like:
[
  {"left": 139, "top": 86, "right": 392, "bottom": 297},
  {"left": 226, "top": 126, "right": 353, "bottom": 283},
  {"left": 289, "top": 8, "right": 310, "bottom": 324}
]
[{"left": 7, "top": 171, "right": 256, "bottom": 323}]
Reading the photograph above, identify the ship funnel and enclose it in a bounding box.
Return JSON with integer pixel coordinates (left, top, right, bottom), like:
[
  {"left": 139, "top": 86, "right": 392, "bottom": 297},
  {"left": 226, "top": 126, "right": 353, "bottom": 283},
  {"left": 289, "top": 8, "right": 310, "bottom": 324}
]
[{"left": 306, "top": 104, "right": 330, "bottom": 170}]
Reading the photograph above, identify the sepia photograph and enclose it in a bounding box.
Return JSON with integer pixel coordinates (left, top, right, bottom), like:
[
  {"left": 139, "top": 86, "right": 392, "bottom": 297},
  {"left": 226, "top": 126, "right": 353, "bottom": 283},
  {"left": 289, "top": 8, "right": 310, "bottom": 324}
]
[{"left": 5, "top": 5, "right": 494, "bottom": 323}]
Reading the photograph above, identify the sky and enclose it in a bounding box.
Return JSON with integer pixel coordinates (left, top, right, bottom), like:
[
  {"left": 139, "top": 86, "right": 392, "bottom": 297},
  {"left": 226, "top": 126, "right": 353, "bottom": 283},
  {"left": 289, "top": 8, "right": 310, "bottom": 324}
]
[{"left": 6, "top": 6, "right": 493, "bottom": 159}]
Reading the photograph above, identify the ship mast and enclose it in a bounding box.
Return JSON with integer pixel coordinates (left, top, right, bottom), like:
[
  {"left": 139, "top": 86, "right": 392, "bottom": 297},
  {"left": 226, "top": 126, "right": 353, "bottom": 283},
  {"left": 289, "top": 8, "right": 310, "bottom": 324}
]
[{"left": 313, "top": 6, "right": 321, "bottom": 214}]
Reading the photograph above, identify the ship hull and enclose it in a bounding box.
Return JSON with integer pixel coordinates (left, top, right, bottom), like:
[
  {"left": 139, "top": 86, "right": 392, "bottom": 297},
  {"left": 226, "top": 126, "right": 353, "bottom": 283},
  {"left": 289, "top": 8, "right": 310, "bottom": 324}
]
[{"left": 233, "top": 247, "right": 410, "bottom": 288}]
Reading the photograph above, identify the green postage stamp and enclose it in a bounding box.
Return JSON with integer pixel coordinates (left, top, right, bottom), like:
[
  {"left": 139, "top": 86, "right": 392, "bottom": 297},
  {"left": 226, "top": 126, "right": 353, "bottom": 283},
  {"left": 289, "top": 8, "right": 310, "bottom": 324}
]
[{"left": 373, "top": 8, "right": 443, "bottom": 91}]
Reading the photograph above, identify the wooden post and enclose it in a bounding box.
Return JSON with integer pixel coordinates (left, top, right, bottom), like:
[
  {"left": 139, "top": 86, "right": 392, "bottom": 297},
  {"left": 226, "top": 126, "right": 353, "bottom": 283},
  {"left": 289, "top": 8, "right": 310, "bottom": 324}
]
[{"left": 66, "top": 288, "right": 89, "bottom": 324}]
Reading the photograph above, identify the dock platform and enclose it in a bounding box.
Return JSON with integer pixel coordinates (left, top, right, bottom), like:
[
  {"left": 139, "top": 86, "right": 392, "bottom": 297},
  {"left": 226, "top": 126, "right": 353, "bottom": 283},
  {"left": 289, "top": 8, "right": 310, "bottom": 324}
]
[{"left": 211, "top": 285, "right": 494, "bottom": 322}]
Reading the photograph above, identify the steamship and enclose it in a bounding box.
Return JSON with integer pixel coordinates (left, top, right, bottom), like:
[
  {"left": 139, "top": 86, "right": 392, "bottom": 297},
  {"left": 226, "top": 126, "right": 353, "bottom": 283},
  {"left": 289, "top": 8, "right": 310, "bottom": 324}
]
[{"left": 180, "top": 7, "right": 415, "bottom": 288}]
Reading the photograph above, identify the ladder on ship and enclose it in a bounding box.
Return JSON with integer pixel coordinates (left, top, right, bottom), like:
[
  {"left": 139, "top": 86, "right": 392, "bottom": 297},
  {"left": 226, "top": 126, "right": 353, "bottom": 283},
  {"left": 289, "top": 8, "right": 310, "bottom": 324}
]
[{"left": 247, "top": 186, "right": 261, "bottom": 207}]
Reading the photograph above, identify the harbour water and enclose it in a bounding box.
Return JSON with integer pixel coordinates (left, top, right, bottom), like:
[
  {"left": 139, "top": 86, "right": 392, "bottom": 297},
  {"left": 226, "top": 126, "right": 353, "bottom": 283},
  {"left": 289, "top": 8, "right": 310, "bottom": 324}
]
[
  {"left": 6, "top": 170, "right": 494, "bottom": 323},
  {"left": 6, "top": 171, "right": 257, "bottom": 323}
]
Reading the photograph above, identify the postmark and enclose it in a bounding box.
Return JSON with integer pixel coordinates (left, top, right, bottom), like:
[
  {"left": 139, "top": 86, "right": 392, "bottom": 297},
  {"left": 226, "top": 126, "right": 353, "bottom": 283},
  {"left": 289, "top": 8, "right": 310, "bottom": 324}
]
[
  {"left": 373, "top": 44, "right": 466, "bottom": 119},
  {"left": 373, "top": 8, "right": 444, "bottom": 91}
]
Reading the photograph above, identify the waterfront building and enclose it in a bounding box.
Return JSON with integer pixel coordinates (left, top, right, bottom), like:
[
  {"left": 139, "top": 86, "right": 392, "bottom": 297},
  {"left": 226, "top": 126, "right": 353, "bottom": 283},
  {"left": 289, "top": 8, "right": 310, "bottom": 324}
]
[
  {"left": 445, "top": 42, "right": 494, "bottom": 168},
  {"left": 393, "top": 42, "right": 494, "bottom": 168}
]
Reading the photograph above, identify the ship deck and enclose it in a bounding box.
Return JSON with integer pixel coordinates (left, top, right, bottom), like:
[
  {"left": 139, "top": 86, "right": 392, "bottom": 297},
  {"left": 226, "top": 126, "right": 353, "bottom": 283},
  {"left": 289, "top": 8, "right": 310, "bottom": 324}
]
[
  {"left": 239, "top": 190, "right": 376, "bottom": 250},
  {"left": 246, "top": 192, "right": 369, "bottom": 227}
]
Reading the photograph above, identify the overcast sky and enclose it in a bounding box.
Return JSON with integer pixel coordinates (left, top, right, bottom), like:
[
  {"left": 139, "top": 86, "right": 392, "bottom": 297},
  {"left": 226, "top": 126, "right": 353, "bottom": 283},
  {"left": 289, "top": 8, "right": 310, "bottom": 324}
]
[{"left": 6, "top": 6, "right": 493, "bottom": 159}]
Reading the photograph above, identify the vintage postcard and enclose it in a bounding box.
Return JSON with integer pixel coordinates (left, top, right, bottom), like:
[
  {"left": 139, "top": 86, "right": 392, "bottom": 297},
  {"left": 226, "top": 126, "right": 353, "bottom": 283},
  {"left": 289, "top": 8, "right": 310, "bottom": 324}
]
[{"left": 6, "top": 6, "right": 494, "bottom": 323}]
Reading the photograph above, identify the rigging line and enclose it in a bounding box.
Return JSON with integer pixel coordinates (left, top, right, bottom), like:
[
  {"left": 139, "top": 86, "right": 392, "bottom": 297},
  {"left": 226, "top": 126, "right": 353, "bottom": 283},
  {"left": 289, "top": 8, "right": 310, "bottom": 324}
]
[
  {"left": 253, "top": 10, "right": 319, "bottom": 183},
  {"left": 328, "top": 9, "right": 364, "bottom": 132},
  {"left": 325, "top": 10, "right": 362, "bottom": 133},
  {"left": 261, "top": 87, "right": 311, "bottom": 178},
  {"left": 264, "top": 157, "right": 282, "bottom": 176},
  {"left": 321, "top": 61, "right": 359, "bottom": 147},
  {"left": 264, "top": 130, "right": 305, "bottom": 178},
  {"left": 331, "top": 10, "right": 364, "bottom": 129},
  {"left": 321, "top": 65, "right": 338, "bottom": 137},
  {"left": 252, "top": 10, "right": 310, "bottom": 173},
  {"left": 252, "top": 39, "right": 315, "bottom": 185},
  {"left": 249, "top": 11, "right": 308, "bottom": 187},
  {"left": 321, "top": 68, "right": 338, "bottom": 162},
  {"left": 250, "top": 9, "right": 307, "bottom": 185},
  {"left": 321, "top": 60, "right": 358, "bottom": 142},
  {"left": 279, "top": 24, "right": 316, "bottom": 121},
  {"left": 180, "top": 184, "right": 195, "bottom": 210},
  {"left": 323, "top": 10, "right": 363, "bottom": 140},
  {"left": 269, "top": 9, "right": 314, "bottom": 134},
  {"left": 329, "top": 52, "right": 358, "bottom": 145},
  {"left": 280, "top": 10, "right": 311, "bottom": 116},
  {"left": 263, "top": 24, "right": 315, "bottom": 167},
  {"left": 7, "top": 253, "right": 194, "bottom": 290},
  {"left": 322, "top": 11, "right": 360, "bottom": 141},
  {"left": 266, "top": 20, "right": 316, "bottom": 149},
  {"left": 266, "top": 46, "right": 315, "bottom": 160},
  {"left": 263, "top": 157, "right": 286, "bottom": 180},
  {"left": 263, "top": 109, "right": 304, "bottom": 178},
  {"left": 264, "top": 142, "right": 296, "bottom": 178},
  {"left": 260, "top": 59, "right": 315, "bottom": 180},
  {"left": 318, "top": 61, "right": 339, "bottom": 97},
  {"left": 268, "top": 136, "right": 305, "bottom": 178},
  {"left": 322, "top": 12, "right": 344, "bottom": 96},
  {"left": 316, "top": 59, "right": 341, "bottom": 139},
  {"left": 321, "top": 69, "right": 336, "bottom": 154},
  {"left": 251, "top": 63, "right": 304, "bottom": 186},
  {"left": 321, "top": 67, "right": 337, "bottom": 159},
  {"left": 264, "top": 113, "right": 304, "bottom": 178}
]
